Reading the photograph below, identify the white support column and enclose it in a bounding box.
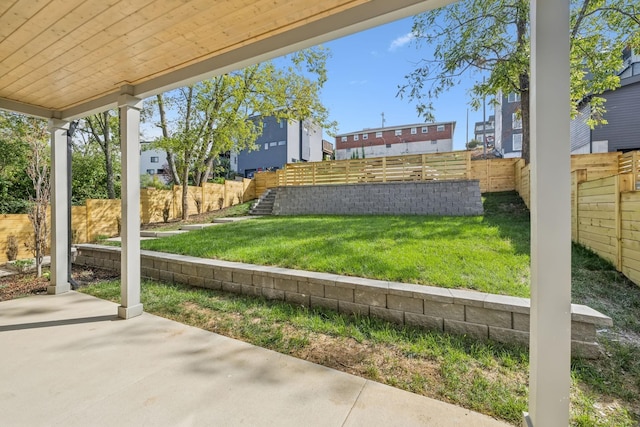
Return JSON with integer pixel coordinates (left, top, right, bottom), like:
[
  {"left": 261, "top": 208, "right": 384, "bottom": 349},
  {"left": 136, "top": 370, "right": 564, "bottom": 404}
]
[
  {"left": 525, "top": 0, "right": 571, "bottom": 426},
  {"left": 48, "top": 119, "right": 70, "bottom": 295},
  {"left": 117, "top": 94, "right": 144, "bottom": 319}
]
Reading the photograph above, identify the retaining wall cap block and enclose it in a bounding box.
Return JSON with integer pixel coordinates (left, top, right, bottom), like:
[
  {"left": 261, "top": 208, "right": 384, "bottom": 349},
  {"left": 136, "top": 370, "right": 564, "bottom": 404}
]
[
  {"left": 571, "top": 304, "right": 613, "bottom": 326},
  {"left": 388, "top": 281, "right": 426, "bottom": 298},
  {"left": 483, "top": 294, "right": 530, "bottom": 314},
  {"left": 412, "top": 285, "right": 454, "bottom": 303},
  {"left": 449, "top": 289, "right": 487, "bottom": 307}
]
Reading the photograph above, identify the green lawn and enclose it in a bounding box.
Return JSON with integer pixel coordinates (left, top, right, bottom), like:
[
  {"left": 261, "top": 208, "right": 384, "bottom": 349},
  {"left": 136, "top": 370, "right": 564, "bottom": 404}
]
[{"left": 140, "top": 192, "right": 531, "bottom": 297}]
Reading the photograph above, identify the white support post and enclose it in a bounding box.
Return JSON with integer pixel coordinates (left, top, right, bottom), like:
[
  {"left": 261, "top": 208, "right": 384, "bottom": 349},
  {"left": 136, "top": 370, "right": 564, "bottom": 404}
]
[
  {"left": 525, "top": 0, "right": 571, "bottom": 426},
  {"left": 48, "top": 119, "right": 70, "bottom": 295},
  {"left": 117, "top": 94, "right": 144, "bottom": 319}
]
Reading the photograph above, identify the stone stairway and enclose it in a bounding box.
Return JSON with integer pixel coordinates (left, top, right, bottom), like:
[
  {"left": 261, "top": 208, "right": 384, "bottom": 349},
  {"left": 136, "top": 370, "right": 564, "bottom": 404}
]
[{"left": 250, "top": 189, "right": 276, "bottom": 215}]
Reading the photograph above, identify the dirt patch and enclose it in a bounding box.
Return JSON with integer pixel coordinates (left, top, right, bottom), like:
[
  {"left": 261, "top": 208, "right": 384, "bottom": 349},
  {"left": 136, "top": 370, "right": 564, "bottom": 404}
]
[{"left": 0, "top": 266, "right": 119, "bottom": 301}]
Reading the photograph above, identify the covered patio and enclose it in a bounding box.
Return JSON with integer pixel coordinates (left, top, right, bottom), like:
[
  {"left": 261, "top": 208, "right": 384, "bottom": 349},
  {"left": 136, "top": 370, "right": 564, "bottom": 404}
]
[{"left": 1, "top": 0, "right": 572, "bottom": 425}]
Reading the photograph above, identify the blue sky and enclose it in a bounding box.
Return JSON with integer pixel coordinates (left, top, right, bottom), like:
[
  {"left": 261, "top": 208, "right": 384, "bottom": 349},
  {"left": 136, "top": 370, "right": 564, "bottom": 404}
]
[{"left": 320, "top": 16, "right": 489, "bottom": 151}]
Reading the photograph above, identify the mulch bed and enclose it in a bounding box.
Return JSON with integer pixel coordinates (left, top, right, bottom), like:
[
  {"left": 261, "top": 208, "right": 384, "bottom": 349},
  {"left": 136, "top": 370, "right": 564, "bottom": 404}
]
[{"left": 0, "top": 266, "right": 119, "bottom": 302}]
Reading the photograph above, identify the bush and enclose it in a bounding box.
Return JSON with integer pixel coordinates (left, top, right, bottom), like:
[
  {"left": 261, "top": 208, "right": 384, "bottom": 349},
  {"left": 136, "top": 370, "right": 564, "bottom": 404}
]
[{"left": 5, "top": 235, "right": 18, "bottom": 261}]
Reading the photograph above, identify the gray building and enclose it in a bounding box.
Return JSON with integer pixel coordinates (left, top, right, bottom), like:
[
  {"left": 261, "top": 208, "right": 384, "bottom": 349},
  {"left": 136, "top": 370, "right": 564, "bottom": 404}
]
[
  {"left": 474, "top": 115, "right": 495, "bottom": 146},
  {"left": 494, "top": 92, "right": 524, "bottom": 158},
  {"left": 231, "top": 116, "right": 323, "bottom": 178},
  {"left": 571, "top": 47, "right": 640, "bottom": 154}
]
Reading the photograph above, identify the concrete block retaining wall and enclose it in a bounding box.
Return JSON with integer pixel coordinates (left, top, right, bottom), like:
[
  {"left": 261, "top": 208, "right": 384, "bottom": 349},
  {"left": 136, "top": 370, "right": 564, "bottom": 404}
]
[
  {"left": 75, "top": 244, "right": 612, "bottom": 358},
  {"left": 272, "top": 181, "right": 483, "bottom": 216}
]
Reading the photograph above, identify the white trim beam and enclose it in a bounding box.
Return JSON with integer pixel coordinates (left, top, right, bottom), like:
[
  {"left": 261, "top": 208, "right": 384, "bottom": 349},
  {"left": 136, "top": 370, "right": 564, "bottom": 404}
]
[
  {"left": 48, "top": 119, "right": 70, "bottom": 295},
  {"left": 117, "top": 93, "right": 144, "bottom": 319},
  {"left": 525, "top": 0, "right": 571, "bottom": 425}
]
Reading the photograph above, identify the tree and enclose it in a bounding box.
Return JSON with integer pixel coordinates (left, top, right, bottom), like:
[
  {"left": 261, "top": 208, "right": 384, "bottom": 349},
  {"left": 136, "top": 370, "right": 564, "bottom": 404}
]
[
  {"left": 399, "top": 0, "right": 640, "bottom": 163},
  {"left": 144, "top": 47, "right": 335, "bottom": 219},
  {"left": 0, "top": 111, "right": 31, "bottom": 213},
  {"left": 24, "top": 119, "right": 50, "bottom": 277},
  {"left": 77, "top": 110, "right": 120, "bottom": 198}
]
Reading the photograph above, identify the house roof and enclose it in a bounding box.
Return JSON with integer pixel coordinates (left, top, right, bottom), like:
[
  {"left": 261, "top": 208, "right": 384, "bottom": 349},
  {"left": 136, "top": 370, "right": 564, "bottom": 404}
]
[{"left": 0, "top": 0, "right": 451, "bottom": 120}]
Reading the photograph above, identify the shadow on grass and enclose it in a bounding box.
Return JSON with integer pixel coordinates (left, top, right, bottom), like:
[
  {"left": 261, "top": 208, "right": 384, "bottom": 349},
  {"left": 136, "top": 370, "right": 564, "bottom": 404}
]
[{"left": 481, "top": 191, "right": 530, "bottom": 256}]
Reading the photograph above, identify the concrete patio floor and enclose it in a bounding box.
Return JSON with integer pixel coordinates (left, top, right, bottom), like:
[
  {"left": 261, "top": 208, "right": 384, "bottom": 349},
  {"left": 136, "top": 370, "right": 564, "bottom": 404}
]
[{"left": 0, "top": 292, "right": 510, "bottom": 427}]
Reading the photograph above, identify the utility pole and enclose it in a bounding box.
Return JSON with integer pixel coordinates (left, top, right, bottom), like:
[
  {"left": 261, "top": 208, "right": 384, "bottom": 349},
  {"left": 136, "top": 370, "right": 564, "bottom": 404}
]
[
  {"left": 482, "top": 76, "right": 487, "bottom": 159},
  {"left": 381, "top": 112, "right": 385, "bottom": 128},
  {"left": 466, "top": 108, "right": 469, "bottom": 149}
]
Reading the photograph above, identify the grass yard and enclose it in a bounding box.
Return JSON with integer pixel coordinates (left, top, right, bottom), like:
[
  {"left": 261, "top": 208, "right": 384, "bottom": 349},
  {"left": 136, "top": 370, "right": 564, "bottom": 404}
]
[{"left": 140, "top": 192, "right": 531, "bottom": 297}]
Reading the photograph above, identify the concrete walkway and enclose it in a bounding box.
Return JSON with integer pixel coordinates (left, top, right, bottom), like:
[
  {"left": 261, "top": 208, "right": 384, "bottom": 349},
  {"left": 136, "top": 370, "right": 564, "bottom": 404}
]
[{"left": 0, "top": 292, "right": 510, "bottom": 427}]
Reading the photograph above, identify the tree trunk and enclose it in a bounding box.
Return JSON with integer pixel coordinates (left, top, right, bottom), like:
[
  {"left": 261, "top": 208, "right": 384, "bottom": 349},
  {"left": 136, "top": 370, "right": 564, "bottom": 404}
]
[
  {"left": 181, "top": 153, "right": 190, "bottom": 220},
  {"left": 516, "top": 7, "right": 530, "bottom": 164},
  {"left": 166, "top": 151, "right": 180, "bottom": 185},
  {"left": 101, "top": 112, "right": 115, "bottom": 199},
  {"left": 520, "top": 74, "right": 530, "bottom": 164},
  {"left": 156, "top": 95, "right": 181, "bottom": 184}
]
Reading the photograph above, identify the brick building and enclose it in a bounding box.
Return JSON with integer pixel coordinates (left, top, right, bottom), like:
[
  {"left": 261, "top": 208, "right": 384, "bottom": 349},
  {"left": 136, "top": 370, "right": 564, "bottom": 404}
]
[{"left": 334, "top": 122, "right": 455, "bottom": 160}]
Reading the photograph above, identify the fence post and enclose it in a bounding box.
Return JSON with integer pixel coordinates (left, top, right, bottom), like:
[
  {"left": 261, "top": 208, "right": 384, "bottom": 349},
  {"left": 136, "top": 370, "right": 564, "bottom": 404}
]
[
  {"left": 346, "top": 160, "right": 350, "bottom": 184},
  {"left": 312, "top": 163, "right": 316, "bottom": 185},
  {"left": 421, "top": 154, "right": 426, "bottom": 181},
  {"left": 382, "top": 157, "right": 387, "bottom": 182},
  {"left": 466, "top": 151, "right": 472, "bottom": 179},
  {"left": 633, "top": 151, "right": 637, "bottom": 184},
  {"left": 573, "top": 169, "right": 587, "bottom": 243}
]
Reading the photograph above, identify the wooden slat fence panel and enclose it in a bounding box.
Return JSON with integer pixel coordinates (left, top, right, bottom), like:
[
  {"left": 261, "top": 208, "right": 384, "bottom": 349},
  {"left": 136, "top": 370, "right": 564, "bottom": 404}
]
[
  {"left": 276, "top": 152, "right": 471, "bottom": 188},
  {"left": 621, "top": 191, "right": 640, "bottom": 284},
  {"left": 619, "top": 151, "right": 639, "bottom": 189}
]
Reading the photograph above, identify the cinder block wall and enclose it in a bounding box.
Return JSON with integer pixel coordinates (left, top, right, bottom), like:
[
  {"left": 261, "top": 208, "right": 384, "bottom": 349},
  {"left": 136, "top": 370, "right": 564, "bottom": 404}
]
[
  {"left": 75, "top": 245, "right": 612, "bottom": 358},
  {"left": 272, "top": 181, "right": 483, "bottom": 216}
]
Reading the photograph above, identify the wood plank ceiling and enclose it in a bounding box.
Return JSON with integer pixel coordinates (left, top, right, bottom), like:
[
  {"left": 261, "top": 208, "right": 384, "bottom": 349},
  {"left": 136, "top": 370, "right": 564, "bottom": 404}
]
[{"left": 0, "top": 0, "right": 447, "bottom": 119}]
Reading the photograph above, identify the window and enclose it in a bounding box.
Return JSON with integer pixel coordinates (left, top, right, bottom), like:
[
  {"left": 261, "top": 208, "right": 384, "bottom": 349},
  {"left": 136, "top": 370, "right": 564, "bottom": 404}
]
[
  {"left": 354, "top": 134, "right": 359, "bottom": 141},
  {"left": 341, "top": 136, "right": 347, "bottom": 142},
  {"left": 362, "top": 133, "right": 368, "bottom": 140},
  {"left": 508, "top": 92, "right": 521, "bottom": 103},
  {"left": 431, "top": 140, "right": 437, "bottom": 145},
  {"left": 277, "top": 140, "right": 286, "bottom": 146},
  {"left": 512, "top": 133, "right": 523, "bottom": 151},
  {"left": 386, "top": 144, "right": 392, "bottom": 148},
  {"left": 156, "top": 169, "right": 165, "bottom": 175},
  {"left": 150, "top": 156, "right": 159, "bottom": 163},
  {"left": 394, "top": 129, "right": 402, "bottom": 136},
  {"left": 146, "top": 169, "right": 155, "bottom": 175},
  {"left": 421, "top": 127, "right": 428, "bottom": 133},
  {"left": 264, "top": 143, "right": 269, "bottom": 150},
  {"left": 269, "top": 141, "right": 277, "bottom": 147},
  {"left": 411, "top": 127, "right": 417, "bottom": 134},
  {"left": 279, "top": 120, "right": 285, "bottom": 128},
  {"left": 437, "top": 125, "right": 445, "bottom": 132},
  {"left": 512, "top": 113, "right": 522, "bottom": 130},
  {"left": 375, "top": 131, "right": 382, "bottom": 138}
]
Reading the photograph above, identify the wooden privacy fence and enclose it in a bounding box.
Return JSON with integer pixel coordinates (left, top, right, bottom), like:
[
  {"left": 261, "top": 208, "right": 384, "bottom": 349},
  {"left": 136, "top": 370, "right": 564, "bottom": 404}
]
[
  {"left": 0, "top": 179, "right": 255, "bottom": 264},
  {"left": 275, "top": 152, "right": 472, "bottom": 187},
  {"left": 256, "top": 152, "right": 521, "bottom": 196},
  {"left": 256, "top": 150, "right": 639, "bottom": 201},
  {"left": 572, "top": 172, "right": 640, "bottom": 284}
]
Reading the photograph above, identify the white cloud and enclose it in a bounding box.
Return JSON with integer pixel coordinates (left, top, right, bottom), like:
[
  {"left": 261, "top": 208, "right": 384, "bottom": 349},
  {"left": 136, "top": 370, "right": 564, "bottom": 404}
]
[{"left": 388, "top": 32, "right": 415, "bottom": 52}]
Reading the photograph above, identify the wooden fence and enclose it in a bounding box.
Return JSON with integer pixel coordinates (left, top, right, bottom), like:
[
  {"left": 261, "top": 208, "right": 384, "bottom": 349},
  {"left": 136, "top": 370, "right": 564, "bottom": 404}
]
[
  {"left": 0, "top": 179, "right": 255, "bottom": 264},
  {"left": 572, "top": 172, "right": 639, "bottom": 284},
  {"left": 256, "top": 152, "right": 520, "bottom": 197}
]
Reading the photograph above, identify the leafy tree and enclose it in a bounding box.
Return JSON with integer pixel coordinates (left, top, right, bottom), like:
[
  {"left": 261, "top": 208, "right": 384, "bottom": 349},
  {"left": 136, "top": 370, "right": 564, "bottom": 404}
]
[
  {"left": 76, "top": 110, "right": 120, "bottom": 198},
  {"left": 0, "top": 111, "right": 31, "bottom": 213},
  {"left": 399, "top": 0, "right": 640, "bottom": 163},
  {"left": 24, "top": 119, "right": 50, "bottom": 277},
  {"left": 144, "top": 47, "right": 335, "bottom": 219}
]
